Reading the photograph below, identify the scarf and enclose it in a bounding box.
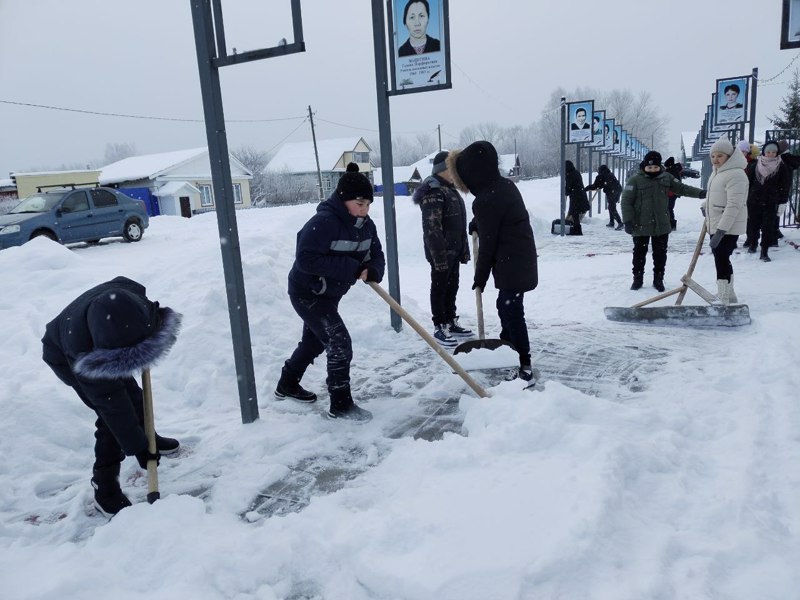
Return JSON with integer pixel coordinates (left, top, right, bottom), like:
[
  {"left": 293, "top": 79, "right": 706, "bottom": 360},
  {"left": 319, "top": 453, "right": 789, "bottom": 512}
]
[{"left": 756, "top": 156, "right": 781, "bottom": 184}]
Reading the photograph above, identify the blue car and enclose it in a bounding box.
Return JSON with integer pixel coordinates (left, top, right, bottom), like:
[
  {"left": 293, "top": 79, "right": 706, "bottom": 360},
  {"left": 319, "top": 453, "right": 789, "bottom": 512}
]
[{"left": 0, "top": 187, "right": 149, "bottom": 250}]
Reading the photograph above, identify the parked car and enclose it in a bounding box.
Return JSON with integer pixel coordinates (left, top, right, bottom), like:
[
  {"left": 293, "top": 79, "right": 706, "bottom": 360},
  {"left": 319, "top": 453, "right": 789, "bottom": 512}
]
[
  {"left": 681, "top": 167, "right": 700, "bottom": 178},
  {"left": 0, "top": 187, "right": 149, "bottom": 250}
]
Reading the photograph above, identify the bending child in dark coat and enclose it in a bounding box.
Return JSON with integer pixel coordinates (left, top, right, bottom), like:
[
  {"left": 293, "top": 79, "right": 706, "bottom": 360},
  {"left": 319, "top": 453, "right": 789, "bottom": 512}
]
[
  {"left": 42, "top": 276, "right": 182, "bottom": 516},
  {"left": 585, "top": 164, "right": 623, "bottom": 229}
]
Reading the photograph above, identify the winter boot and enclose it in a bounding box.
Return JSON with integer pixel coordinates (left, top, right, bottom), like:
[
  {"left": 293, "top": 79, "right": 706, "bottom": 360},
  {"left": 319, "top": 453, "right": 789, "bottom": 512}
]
[
  {"left": 630, "top": 273, "right": 644, "bottom": 291},
  {"left": 715, "top": 279, "right": 730, "bottom": 305},
  {"left": 744, "top": 238, "right": 757, "bottom": 253},
  {"left": 274, "top": 362, "right": 317, "bottom": 403},
  {"left": 447, "top": 317, "right": 473, "bottom": 337},
  {"left": 327, "top": 388, "right": 372, "bottom": 423},
  {"left": 653, "top": 273, "right": 665, "bottom": 293},
  {"left": 155, "top": 434, "right": 180, "bottom": 455},
  {"left": 728, "top": 274, "right": 738, "bottom": 304},
  {"left": 606, "top": 222, "right": 615, "bottom": 228},
  {"left": 760, "top": 247, "right": 771, "bottom": 262},
  {"left": 433, "top": 324, "right": 458, "bottom": 347},
  {"left": 670, "top": 219, "right": 677, "bottom": 232},
  {"left": 91, "top": 464, "right": 132, "bottom": 517},
  {"left": 615, "top": 223, "right": 624, "bottom": 231}
]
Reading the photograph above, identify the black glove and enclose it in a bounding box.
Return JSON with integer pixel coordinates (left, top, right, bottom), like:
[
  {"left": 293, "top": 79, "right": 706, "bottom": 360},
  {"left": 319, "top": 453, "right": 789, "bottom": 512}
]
[
  {"left": 365, "top": 266, "right": 381, "bottom": 282},
  {"left": 700, "top": 205, "right": 706, "bottom": 217},
  {"left": 135, "top": 448, "right": 160, "bottom": 469},
  {"left": 709, "top": 229, "right": 726, "bottom": 249},
  {"left": 624, "top": 222, "right": 634, "bottom": 235},
  {"left": 468, "top": 219, "right": 478, "bottom": 235},
  {"left": 472, "top": 282, "right": 484, "bottom": 293},
  {"left": 698, "top": 190, "right": 707, "bottom": 199}
]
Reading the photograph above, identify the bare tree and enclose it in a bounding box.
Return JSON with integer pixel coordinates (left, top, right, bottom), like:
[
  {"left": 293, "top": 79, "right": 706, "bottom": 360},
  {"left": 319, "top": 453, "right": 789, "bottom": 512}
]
[
  {"left": 261, "top": 170, "right": 318, "bottom": 206},
  {"left": 232, "top": 145, "right": 271, "bottom": 207},
  {"left": 103, "top": 142, "right": 137, "bottom": 165}
]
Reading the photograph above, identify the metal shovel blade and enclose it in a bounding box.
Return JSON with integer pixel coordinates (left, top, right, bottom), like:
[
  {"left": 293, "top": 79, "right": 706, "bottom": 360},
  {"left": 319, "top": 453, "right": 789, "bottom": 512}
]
[
  {"left": 604, "top": 304, "right": 751, "bottom": 327},
  {"left": 453, "top": 338, "right": 516, "bottom": 354}
]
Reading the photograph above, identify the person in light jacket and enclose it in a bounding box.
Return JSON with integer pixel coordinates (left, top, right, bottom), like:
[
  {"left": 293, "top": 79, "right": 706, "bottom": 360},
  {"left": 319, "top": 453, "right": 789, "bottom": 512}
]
[{"left": 703, "top": 137, "right": 749, "bottom": 304}]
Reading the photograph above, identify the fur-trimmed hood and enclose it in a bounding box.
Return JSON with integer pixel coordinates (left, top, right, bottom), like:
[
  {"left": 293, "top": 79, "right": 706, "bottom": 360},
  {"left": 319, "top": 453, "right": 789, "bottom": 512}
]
[
  {"left": 73, "top": 307, "right": 182, "bottom": 380},
  {"left": 446, "top": 141, "right": 501, "bottom": 195}
]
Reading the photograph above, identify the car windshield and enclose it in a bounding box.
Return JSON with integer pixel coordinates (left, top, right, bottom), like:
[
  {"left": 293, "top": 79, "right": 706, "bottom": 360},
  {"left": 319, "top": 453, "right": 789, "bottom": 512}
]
[{"left": 9, "top": 193, "right": 67, "bottom": 214}]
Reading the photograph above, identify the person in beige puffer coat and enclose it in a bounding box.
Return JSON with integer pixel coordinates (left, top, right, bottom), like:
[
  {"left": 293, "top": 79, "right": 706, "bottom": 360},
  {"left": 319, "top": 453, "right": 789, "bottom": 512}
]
[{"left": 703, "top": 136, "right": 749, "bottom": 304}]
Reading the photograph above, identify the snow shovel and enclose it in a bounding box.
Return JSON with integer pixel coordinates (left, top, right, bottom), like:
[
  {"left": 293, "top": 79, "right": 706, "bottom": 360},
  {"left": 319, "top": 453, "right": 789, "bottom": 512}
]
[
  {"left": 141, "top": 368, "right": 160, "bottom": 504},
  {"left": 604, "top": 222, "right": 751, "bottom": 327},
  {"left": 367, "top": 281, "right": 489, "bottom": 398},
  {"left": 454, "top": 232, "right": 515, "bottom": 354}
]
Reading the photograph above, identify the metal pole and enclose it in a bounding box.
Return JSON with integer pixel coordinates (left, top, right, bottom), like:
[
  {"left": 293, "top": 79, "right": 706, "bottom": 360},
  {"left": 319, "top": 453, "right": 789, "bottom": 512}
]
[
  {"left": 749, "top": 67, "right": 758, "bottom": 143},
  {"left": 438, "top": 124, "right": 442, "bottom": 152},
  {"left": 587, "top": 146, "right": 593, "bottom": 217},
  {"left": 308, "top": 105, "right": 324, "bottom": 201},
  {"left": 560, "top": 96, "right": 567, "bottom": 236},
  {"left": 190, "top": 0, "right": 259, "bottom": 423},
  {"left": 372, "top": 0, "right": 401, "bottom": 330}
]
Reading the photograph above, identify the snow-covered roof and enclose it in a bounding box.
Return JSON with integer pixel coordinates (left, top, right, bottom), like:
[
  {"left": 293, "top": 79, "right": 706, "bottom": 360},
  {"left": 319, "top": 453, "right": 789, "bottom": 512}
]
[
  {"left": 0, "top": 178, "right": 15, "bottom": 188},
  {"left": 266, "top": 137, "right": 367, "bottom": 173},
  {"left": 408, "top": 150, "right": 447, "bottom": 176},
  {"left": 99, "top": 147, "right": 209, "bottom": 185},
  {"left": 152, "top": 181, "right": 201, "bottom": 197},
  {"left": 373, "top": 166, "right": 422, "bottom": 186}
]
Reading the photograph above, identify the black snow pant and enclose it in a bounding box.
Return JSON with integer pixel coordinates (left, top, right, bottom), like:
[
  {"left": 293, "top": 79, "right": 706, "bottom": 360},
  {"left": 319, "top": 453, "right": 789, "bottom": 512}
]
[
  {"left": 712, "top": 235, "right": 739, "bottom": 281},
  {"left": 286, "top": 295, "right": 352, "bottom": 393},
  {"left": 44, "top": 359, "right": 141, "bottom": 470},
  {"left": 429, "top": 257, "right": 461, "bottom": 327},
  {"left": 632, "top": 234, "right": 669, "bottom": 278},
  {"left": 607, "top": 200, "right": 622, "bottom": 226},
  {"left": 745, "top": 200, "right": 778, "bottom": 249},
  {"left": 496, "top": 290, "right": 531, "bottom": 366},
  {"left": 567, "top": 209, "right": 583, "bottom": 235}
]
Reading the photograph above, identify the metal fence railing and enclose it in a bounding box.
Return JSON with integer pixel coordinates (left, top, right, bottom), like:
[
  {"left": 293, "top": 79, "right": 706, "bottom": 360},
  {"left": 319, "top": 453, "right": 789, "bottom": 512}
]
[{"left": 765, "top": 129, "right": 800, "bottom": 229}]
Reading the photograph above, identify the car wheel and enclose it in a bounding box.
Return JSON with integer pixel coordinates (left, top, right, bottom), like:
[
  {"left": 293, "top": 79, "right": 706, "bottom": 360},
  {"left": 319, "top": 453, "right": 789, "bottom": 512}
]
[
  {"left": 123, "top": 219, "right": 143, "bottom": 242},
  {"left": 31, "top": 230, "right": 57, "bottom": 241}
]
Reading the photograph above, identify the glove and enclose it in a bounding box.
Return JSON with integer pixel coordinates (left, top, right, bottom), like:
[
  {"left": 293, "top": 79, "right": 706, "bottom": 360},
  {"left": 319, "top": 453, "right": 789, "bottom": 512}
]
[
  {"left": 135, "top": 448, "right": 160, "bottom": 469},
  {"left": 365, "top": 266, "right": 381, "bottom": 282},
  {"left": 699, "top": 190, "right": 707, "bottom": 199},
  {"left": 709, "top": 229, "right": 726, "bottom": 249},
  {"left": 472, "top": 282, "right": 484, "bottom": 293},
  {"left": 460, "top": 254, "right": 470, "bottom": 265},
  {"left": 468, "top": 219, "right": 478, "bottom": 235},
  {"left": 700, "top": 205, "right": 706, "bottom": 217},
  {"left": 623, "top": 222, "right": 634, "bottom": 235}
]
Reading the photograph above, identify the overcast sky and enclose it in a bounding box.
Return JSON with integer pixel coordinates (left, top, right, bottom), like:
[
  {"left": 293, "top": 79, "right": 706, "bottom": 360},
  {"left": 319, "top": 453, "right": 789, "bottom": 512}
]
[{"left": 1, "top": 0, "right": 797, "bottom": 175}]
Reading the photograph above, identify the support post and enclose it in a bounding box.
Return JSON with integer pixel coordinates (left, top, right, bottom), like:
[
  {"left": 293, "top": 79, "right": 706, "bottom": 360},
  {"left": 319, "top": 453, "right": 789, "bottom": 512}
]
[{"left": 560, "top": 96, "right": 567, "bottom": 236}]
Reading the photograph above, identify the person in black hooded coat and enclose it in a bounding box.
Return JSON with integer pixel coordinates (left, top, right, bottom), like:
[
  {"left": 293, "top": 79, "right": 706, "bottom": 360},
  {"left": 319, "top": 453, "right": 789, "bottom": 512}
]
[
  {"left": 565, "top": 160, "right": 590, "bottom": 235},
  {"left": 447, "top": 140, "right": 538, "bottom": 381},
  {"left": 41, "top": 276, "right": 182, "bottom": 515},
  {"left": 584, "top": 164, "right": 623, "bottom": 229}
]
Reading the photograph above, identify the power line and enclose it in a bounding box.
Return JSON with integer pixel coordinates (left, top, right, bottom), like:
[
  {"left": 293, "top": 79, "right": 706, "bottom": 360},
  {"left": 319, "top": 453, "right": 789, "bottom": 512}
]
[
  {"left": 265, "top": 117, "right": 310, "bottom": 155},
  {"left": 757, "top": 52, "right": 800, "bottom": 83},
  {"left": 0, "top": 99, "right": 306, "bottom": 123}
]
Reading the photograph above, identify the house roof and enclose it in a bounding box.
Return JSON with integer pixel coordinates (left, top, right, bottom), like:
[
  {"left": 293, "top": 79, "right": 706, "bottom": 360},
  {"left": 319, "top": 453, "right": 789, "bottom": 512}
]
[
  {"left": 0, "top": 178, "right": 15, "bottom": 188},
  {"left": 408, "top": 150, "right": 447, "bottom": 176},
  {"left": 373, "top": 166, "right": 422, "bottom": 186},
  {"left": 100, "top": 147, "right": 209, "bottom": 184},
  {"left": 266, "top": 137, "right": 366, "bottom": 173},
  {"left": 153, "top": 181, "right": 201, "bottom": 197}
]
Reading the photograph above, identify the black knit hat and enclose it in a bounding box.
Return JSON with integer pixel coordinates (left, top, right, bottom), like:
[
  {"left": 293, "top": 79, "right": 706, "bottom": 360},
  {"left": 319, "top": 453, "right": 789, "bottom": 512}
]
[
  {"left": 640, "top": 151, "right": 662, "bottom": 170},
  {"left": 337, "top": 163, "right": 374, "bottom": 202},
  {"left": 432, "top": 151, "right": 449, "bottom": 175}
]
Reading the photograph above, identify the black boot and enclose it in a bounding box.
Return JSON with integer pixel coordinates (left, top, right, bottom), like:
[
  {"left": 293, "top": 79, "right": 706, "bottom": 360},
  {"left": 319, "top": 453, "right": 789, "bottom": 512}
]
[
  {"left": 274, "top": 362, "right": 317, "bottom": 403},
  {"left": 653, "top": 273, "right": 665, "bottom": 293},
  {"left": 670, "top": 219, "right": 677, "bottom": 231},
  {"left": 760, "top": 247, "right": 771, "bottom": 262},
  {"left": 91, "top": 464, "right": 132, "bottom": 517},
  {"left": 630, "top": 273, "right": 644, "bottom": 290},
  {"left": 327, "top": 388, "right": 372, "bottom": 423},
  {"left": 155, "top": 434, "right": 180, "bottom": 454}
]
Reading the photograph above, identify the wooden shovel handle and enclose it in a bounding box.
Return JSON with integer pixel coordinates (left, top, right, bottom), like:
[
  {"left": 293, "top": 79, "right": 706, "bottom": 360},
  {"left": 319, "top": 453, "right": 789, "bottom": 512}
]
[
  {"left": 471, "top": 232, "right": 485, "bottom": 340},
  {"left": 141, "top": 368, "right": 160, "bottom": 503}
]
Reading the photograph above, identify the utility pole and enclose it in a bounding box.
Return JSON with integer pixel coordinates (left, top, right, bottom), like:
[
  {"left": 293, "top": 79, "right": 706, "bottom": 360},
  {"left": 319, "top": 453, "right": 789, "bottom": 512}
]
[
  {"left": 308, "top": 105, "right": 324, "bottom": 201},
  {"left": 749, "top": 67, "right": 758, "bottom": 143},
  {"left": 437, "top": 124, "right": 442, "bottom": 151}
]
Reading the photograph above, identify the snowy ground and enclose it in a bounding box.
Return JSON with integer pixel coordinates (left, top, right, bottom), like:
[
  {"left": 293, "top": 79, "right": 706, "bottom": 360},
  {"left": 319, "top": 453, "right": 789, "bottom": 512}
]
[{"left": 1, "top": 176, "right": 799, "bottom": 599}]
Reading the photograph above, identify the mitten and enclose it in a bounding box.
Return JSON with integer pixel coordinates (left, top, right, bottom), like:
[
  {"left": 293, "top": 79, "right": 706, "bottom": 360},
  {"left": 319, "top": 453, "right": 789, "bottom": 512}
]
[
  {"left": 468, "top": 219, "right": 478, "bottom": 235},
  {"left": 472, "top": 282, "right": 484, "bottom": 293},
  {"left": 700, "top": 205, "right": 706, "bottom": 217},
  {"left": 135, "top": 449, "right": 160, "bottom": 469},
  {"left": 699, "top": 190, "right": 707, "bottom": 199},
  {"left": 709, "top": 229, "right": 726, "bottom": 249},
  {"left": 365, "top": 266, "right": 381, "bottom": 282}
]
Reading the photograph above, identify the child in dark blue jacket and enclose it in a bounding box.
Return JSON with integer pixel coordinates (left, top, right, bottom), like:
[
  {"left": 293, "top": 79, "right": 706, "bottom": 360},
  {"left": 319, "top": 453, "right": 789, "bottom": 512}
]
[{"left": 275, "top": 163, "right": 385, "bottom": 422}]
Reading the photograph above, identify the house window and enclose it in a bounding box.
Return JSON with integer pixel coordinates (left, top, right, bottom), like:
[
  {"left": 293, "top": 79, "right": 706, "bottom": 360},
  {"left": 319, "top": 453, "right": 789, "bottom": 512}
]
[
  {"left": 199, "top": 184, "right": 214, "bottom": 206},
  {"left": 233, "top": 183, "right": 243, "bottom": 204},
  {"left": 352, "top": 151, "right": 369, "bottom": 163},
  {"left": 322, "top": 174, "right": 332, "bottom": 192}
]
